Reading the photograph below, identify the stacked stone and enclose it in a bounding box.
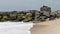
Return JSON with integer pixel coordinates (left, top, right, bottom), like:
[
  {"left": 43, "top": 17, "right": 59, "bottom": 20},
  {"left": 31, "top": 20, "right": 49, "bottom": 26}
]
[{"left": 0, "top": 6, "right": 59, "bottom": 22}]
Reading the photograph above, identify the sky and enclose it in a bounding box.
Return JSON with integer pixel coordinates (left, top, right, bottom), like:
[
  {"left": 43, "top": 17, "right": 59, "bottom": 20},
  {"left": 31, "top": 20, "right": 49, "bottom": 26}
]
[{"left": 0, "top": 0, "right": 60, "bottom": 11}]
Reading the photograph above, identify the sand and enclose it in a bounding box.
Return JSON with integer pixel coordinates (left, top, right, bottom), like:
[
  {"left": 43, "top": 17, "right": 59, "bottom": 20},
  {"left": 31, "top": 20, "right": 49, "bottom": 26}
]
[{"left": 31, "top": 19, "right": 60, "bottom": 34}]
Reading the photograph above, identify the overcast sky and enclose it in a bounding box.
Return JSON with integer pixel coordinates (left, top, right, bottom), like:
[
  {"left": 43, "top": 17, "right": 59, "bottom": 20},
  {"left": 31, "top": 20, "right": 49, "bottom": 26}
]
[{"left": 0, "top": 0, "right": 60, "bottom": 11}]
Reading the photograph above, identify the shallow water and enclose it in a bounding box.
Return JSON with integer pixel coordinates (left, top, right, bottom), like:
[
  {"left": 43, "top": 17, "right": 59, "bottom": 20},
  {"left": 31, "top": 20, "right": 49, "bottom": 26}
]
[{"left": 0, "top": 22, "right": 33, "bottom": 34}]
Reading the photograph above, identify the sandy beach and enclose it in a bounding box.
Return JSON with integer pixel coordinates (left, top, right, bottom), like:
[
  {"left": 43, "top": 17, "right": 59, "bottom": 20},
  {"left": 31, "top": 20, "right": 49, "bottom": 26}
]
[{"left": 31, "top": 19, "right": 60, "bottom": 34}]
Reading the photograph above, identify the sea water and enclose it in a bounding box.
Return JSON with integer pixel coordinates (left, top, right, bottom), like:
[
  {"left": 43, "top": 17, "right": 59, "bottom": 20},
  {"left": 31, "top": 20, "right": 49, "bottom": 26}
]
[{"left": 0, "top": 21, "right": 33, "bottom": 34}]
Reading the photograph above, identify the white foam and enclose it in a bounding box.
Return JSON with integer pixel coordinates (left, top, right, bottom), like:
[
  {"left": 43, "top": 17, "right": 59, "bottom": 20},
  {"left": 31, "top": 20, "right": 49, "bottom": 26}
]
[{"left": 0, "top": 22, "right": 33, "bottom": 34}]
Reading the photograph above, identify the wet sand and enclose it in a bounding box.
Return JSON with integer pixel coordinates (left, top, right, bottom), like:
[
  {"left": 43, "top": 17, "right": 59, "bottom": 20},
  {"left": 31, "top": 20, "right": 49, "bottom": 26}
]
[{"left": 31, "top": 19, "right": 60, "bottom": 34}]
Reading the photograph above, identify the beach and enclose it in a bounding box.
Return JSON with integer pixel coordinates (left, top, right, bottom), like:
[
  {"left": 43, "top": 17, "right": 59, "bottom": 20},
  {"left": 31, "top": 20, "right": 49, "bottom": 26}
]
[{"left": 31, "top": 19, "right": 60, "bottom": 34}]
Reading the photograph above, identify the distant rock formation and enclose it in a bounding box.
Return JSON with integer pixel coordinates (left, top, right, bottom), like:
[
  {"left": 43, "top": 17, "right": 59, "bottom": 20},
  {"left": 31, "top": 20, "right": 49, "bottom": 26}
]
[{"left": 0, "top": 5, "right": 59, "bottom": 22}]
